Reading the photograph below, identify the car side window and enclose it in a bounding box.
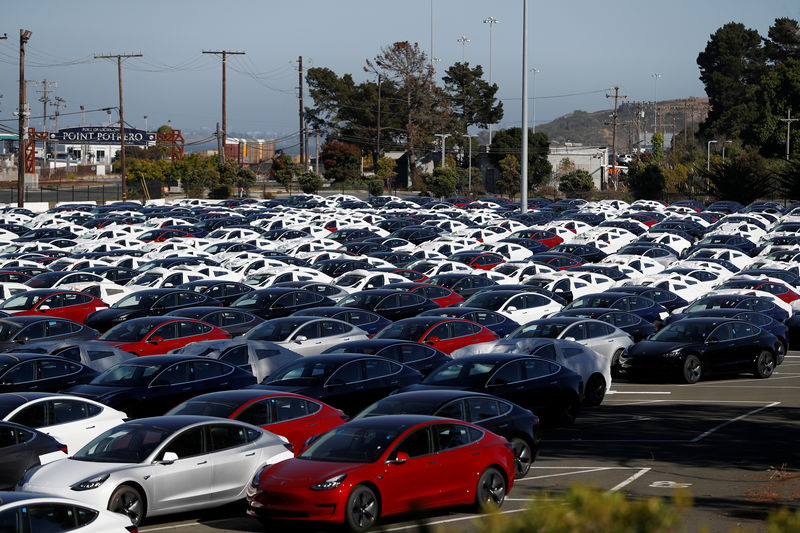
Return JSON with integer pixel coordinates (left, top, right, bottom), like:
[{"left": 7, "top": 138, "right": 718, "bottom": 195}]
[
  {"left": 46, "top": 320, "right": 74, "bottom": 337},
  {"left": 586, "top": 321, "right": 612, "bottom": 337},
  {"left": 378, "top": 293, "right": 402, "bottom": 310},
  {"left": 273, "top": 293, "right": 296, "bottom": 308},
  {"left": 531, "top": 343, "right": 557, "bottom": 360},
  {"left": 392, "top": 426, "right": 433, "bottom": 459},
  {"left": 327, "top": 361, "right": 363, "bottom": 384},
  {"left": 191, "top": 360, "right": 228, "bottom": 380},
  {"left": 220, "top": 346, "right": 249, "bottom": 368},
  {"left": 27, "top": 503, "right": 98, "bottom": 532},
  {"left": 1, "top": 361, "right": 36, "bottom": 383},
  {"left": 449, "top": 321, "right": 480, "bottom": 337},
  {"left": 490, "top": 361, "right": 524, "bottom": 385},
  {"left": 63, "top": 292, "right": 92, "bottom": 306},
  {"left": 10, "top": 402, "right": 47, "bottom": 427},
  {"left": 155, "top": 362, "right": 192, "bottom": 386},
  {"left": 427, "top": 323, "right": 450, "bottom": 340},
  {"left": 163, "top": 427, "right": 205, "bottom": 459},
  {"left": 466, "top": 398, "right": 502, "bottom": 422},
  {"left": 207, "top": 424, "right": 248, "bottom": 452},
  {"left": 380, "top": 343, "right": 432, "bottom": 364},
  {"left": 152, "top": 323, "right": 180, "bottom": 340},
  {"left": 237, "top": 400, "right": 271, "bottom": 426},
  {"left": 40, "top": 294, "right": 64, "bottom": 309},
  {"left": 436, "top": 399, "right": 466, "bottom": 419},
  {"left": 564, "top": 323, "right": 588, "bottom": 341},
  {"left": 272, "top": 397, "right": 316, "bottom": 422},
  {"left": 296, "top": 322, "right": 321, "bottom": 340},
  {"left": 51, "top": 400, "right": 89, "bottom": 425},
  {"left": 709, "top": 323, "right": 734, "bottom": 342},
  {"left": 523, "top": 359, "right": 559, "bottom": 379},
  {"left": 470, "top": 311, "right": 499, "bottom": 326},
  {"left": 295, "top": 291, "right": 322, "bottom": 306},
  {"left": 363, "top": 359, "right": 396, "bottom": 380},
  {"left": 154, "top": 293, "right": 179, "bottom": 309},
  {"left": 17, "top": 323, "right": 47, "bottom": 341},
  {"left": 434, "top": 423, "right": 476, "bottom": 451},
  {"left": 221, "top": 312, "right": 250, "bottom": 326},
  {"left": 37, "top": 359, "right": 78, "bottom": 379},
  {"left": 179, "top": 321, "right": 212, "bottom": 337},
  {"left": 345, "top": 311, "right": 375, "bottom": 326},
  {"left": 53, "top": 346, "right": 82, "bottom": 362},
  {"left": 321, "top": 320, "right": 348, "bottom": 337},
  {"left": 731, "top": 322, "right": 757, "bottom": 339}
]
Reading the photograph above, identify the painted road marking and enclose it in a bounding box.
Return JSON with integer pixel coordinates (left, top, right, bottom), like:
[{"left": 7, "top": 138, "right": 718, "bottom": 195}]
[{"left": 609, "top": 468, "right": 651, "bottom": 492}]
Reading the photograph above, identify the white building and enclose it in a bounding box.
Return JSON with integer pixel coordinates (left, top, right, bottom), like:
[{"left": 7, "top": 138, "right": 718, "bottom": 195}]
[{"left": 547, "top": 145, "right": 609, "bottom": 190}]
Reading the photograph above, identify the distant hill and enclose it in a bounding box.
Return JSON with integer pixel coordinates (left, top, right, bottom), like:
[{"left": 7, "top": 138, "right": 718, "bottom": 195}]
[{"left": 536, "top": 97, "right": 709, "bottom": 151}]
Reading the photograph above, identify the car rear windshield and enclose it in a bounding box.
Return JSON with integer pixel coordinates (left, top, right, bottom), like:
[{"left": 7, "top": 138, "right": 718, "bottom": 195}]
[{"left": 166, "top": 399, "right": 238, "bottom": 418}]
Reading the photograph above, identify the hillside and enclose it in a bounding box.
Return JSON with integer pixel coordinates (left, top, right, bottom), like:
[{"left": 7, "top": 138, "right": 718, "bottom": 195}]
[{"left": 536, "top": 97, "right": 709, "bottom": 150}]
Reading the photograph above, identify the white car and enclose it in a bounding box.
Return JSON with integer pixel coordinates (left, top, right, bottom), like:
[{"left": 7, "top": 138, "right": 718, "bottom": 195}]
[
  {"left": 0, "top": 492, "right": 135, "bottom": 532},
  {"left": 0, "top": 393, "right": 127, "bottom": 456},
  {"left": 244, "top": 316, "right": 369, "bottom": 356},
  {"left": 461, "top": 290, "right": 563, "bottom": 323},
  {"left": 20, "top": 416, "right": 295, "bottom": 526},
  {"left": 334, "top": 269, "right": 410, "bottom": 293},
  {"left": 60, "top": 281, "right": 132, "bottom": 306}
]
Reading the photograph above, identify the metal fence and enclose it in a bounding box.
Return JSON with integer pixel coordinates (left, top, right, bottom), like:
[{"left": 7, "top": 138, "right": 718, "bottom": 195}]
[{"left": 0, "top": 183, "right": 121, "bottom": 205}]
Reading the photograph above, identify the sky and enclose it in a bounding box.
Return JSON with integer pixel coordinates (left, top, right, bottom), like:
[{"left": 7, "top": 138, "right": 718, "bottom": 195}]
[{"left": 1, "top": 0, "right": 798, "bottom": 152}]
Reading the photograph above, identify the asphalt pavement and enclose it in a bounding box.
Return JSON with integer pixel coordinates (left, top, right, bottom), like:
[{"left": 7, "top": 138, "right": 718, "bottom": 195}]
[{"left": 138, "top": 353, "right": 800, "bottom": 533}]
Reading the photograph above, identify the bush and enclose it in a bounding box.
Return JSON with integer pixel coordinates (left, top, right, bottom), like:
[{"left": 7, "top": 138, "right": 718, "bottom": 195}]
[
  {"left": 207, "top": 183, "right": 232, "bottom": 199},
  {"left": 626, "top": 162, "right": 666, "bottom": 200},
  {"left": 297, "top": 171, "right": 324, "bottom": 194},
  {"left": 559, "top": 170, "right": 594, "bottom": 193},
  {"left": 423, "top": 167, "right": 459, "bottom": 198},
  {"left": 367, "top": 179, "right": 384, "bottom": 196}
]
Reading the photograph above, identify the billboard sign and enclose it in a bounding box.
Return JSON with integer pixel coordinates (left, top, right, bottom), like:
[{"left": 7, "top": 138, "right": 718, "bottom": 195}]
[{"left": 49, "top": 127, "right": 156, "bottom": 146}]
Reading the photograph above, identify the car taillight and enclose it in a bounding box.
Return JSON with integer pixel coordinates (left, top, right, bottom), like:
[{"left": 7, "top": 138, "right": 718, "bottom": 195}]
[
  {"left": 125, "top": 526, "right": 138, "bottom": 533},
  {"left": 283, "top": 442, "right": 294, "bottom": 453},
  {"left": 504, "top": 442, "right": 513, "bottom": 450},
  {"left": 59, "top": 444, "right": 68, "bottom": 454}
]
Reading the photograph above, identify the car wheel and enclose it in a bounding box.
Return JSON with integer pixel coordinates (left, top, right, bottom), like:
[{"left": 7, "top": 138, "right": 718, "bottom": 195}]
[
  {"left": 108, "top": 485, "right": 145, "bottom": 526},
  {"left": 610, "top": 349, "right": 624, "bottom": 378},
  {"left": 475, "top": 467, "right": 507, "bottom": 511},
  {"left": 753, "top": 350, "right": 776, "bottom": 379},
  {"left": 344, "top": 485, "right": 379, "bottom": 532},
  {"left": 682, "top": 355, "right": 702, "bottom": 384},
  {"left": 557, "top": 393, "right": 582, "bottom": 426},
  {"left": 510, "top": 438, "right": 533, "bottom": 478},
  {"left": 775, "top": 341, "right": 786, "bottom": 366},
  {"left": 584, "top": 374, "right": 607, "bottom": 407}
]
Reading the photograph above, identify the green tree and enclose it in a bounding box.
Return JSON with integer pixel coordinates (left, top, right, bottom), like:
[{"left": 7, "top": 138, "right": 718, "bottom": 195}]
[
  {"left": 321, "top": 141, "right": 361, "bottom": 183},
  {"left": 375, "top": 157, "right": 397, "bottom": 189},
  {"left": 652, "top": 132, "right": 665, "bottom": 162},
  {"left": 559, "top": 170, "right": 594, "bottom": 194},
  {"left": 423, "top": 167, "right": 458, "bottom": 198},
  {"left": 441, "top": 62, "right": 503, "bottom": 134},
  {"left": 496, "top": 154, "right": 521, "bottom": 199},
  {"left": 297, "top": 171, "right": 324, "bottom": 194},
  {"left": 367, "top": 179, "right": 384, "bottom": 196},
  {"left": 271, "top": 153, "right": 302, "bottom": 192},
  {"left": 626, "top": 162, "right": 665, "bottom": 200},
  {"left": 489, "top": 128, "right": 552, "bottom": 188},
  {"left": 703, "top": 151, "right": 775, "bottom": 204},
  {"left": 776, "top": 157, "right": 800, "bottom": 200}
]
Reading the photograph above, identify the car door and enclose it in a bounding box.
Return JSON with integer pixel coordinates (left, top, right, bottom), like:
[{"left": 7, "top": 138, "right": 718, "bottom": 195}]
[
  {"left": 147, "top": 322, "right": 182, "bottom": 354},
  {"left": 728, "top": 322, "right": 763, "bottom": 368},
  {"left": 486, "top": 360, "right": 528, "bottom": 406},
  {"left": 431, "top": 422, "right": 485, "bottom": 504},
  {"left": 319, "top": 320, "right": 357, "bottom": 349},
  {"left": 321, "top": 361, "right": 365, "bottom": 414},
  {"left": 704, "top": 323, "right": 736, "bottom": 371},
  {"left": 380, "top": 426, "right": 441, "bottom": 515},
  {"left": 520, "top": 358, "right": 565, "bottom": 413},
  {"left": 148, "top": 426, "right": 212, "bottom": 512},
  {"left": 56, "top": 292, "right": 96, "bottom": 323},
  {"left": 38, "top": 399, "right": 101, "bottom": 452},
  {"left": 206, "top": 423, "right": 262, "bottom": 502},
  {"left": 145, "top": 361, "right": 193, "bottom": 414}
]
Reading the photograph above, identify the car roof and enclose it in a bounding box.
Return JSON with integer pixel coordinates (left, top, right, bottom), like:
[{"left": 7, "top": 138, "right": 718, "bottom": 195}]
[{"left": 0, "top": 316, "right": 76, "bottom": 325}]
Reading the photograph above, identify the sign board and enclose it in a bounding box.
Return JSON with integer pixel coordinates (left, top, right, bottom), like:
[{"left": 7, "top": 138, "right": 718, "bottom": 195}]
[{"left": 49, "top": 127, "right": 156, "bottom": 146}]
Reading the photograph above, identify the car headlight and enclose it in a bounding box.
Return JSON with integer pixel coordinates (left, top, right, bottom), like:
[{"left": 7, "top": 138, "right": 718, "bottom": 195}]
[
  {"left": 71, "top": 473, "right": 110, "bottom": 491},
  {"left": 663, "top": 349, "right": 683, "bottom": 358},
  {"left": 311, "top": 474, "right": 346, "bottom": 491}
]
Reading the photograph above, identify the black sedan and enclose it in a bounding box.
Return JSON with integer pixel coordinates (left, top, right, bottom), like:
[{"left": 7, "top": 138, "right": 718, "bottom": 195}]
[
  {"left": 62, "top": 355, "right": 256, "bottom": 419},
  {"left": 555, "top": 308, "right": 656, "bottom": 342},
  {"left": 678, "top": 294, "right": 789, "bottom": 323},
  {"left": 606, "top": 285, "right": 688, "bottom": 313},
  {"left": 335, "top": 289, "right": 439, "bottom": 321},
  {"left": 620, "top": 318, "right": 780, "bottom": 384},
  {"left": 562, "top": 292, "right": 668, "bottom": 325},
  {"left": 0, "top": 353, "right": 98, "bottom": 392},
  {"left": 322, "top": 339, "right": 451, "bottom": 375},
  {"left": 252, "top": 353, "right": 422, "bottom": 416},
  {"left": 355, "top": 390, "right": 540, "bottom": 478},
  {"left": 0, "top": 316, "right": 98, "bottom": 351},
  {"left": 426, "top": 273, "right": 498, "bottom": 298},
  {"left": 400, "top": 353, "right": 583, "bottom": 425},
  {"left": 176, "top": 280, "right": 254, "bottom": 306},
  {"left": 85, "top": 289, "right": 223, "bottom": 332},
  {"left": 418, "top": 306, "right": 521, "bottom": 337},
  {"left": 231, "top": 288, "right": 335, "bottom": 320},
  {"left": 0, "top": 421, "right": 66, "bottom": 489},
  {"left": 164, "top": 306, "right": 264, "bottom": 336},
  {"left": 291, "top": 306, "right": 391, "bottom": 336}
]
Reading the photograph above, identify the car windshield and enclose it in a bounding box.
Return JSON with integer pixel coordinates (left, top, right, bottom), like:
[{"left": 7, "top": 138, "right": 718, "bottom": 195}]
[
  {"left": 244, "top": 320, "right": 304, "bottom": 341},
  {"left": 0, "top": 293, "right": 45, "bottom": 310},
  {"left": 337, "top": 292, "right": 385, "bottom": 308},
  {"left": 336, "top": 275, "right": 363, "bottom": 287},
  {"left": 422, "top": 360, "right": 500, "bottom": 387},
  {"left": 129, "top": 273, "right": 162, "bottom": 287},
  {"left": 0, "top": 321, "right": 24, "bottom": 341},
  {"left": 112, "top": 292, "right": 160, "bottom": 309},
  {"left": 463, "top": 292, "right": 508, "bottom": 311},
  {"left": 299, "top": 425, "right": 401, "bottom": 463},
  {"left": 100, "top": 319, "right": 164, "bottom": 342},
  {"left": 72, "top": 423, "right": 173, "bottom": 463},
  {"left": 90, "top": 362, "right": 162, "bottom": 386},
  {"left": 374, "top": 321, "right": 432, "bottom": 341},
  {"left": 651, "top": 321, "right": 722, "bottom": 343},
  {"left": 565, "top": 295, "right": 617, "bottom": 309},
  {"left": 509, "top": 322, "right": 568, "bottom": 339},
  {"left": 166, "top": 399, "right": 239, "bottom": 418},
  {"left": 265, "top": 359, "right": 341, "bottom": 386},
  {"left": 685, "top": 298, "right": 740, "bottom": 312},
  {"left": 234, "top": 291, "right": 280, "bottom": 307}
]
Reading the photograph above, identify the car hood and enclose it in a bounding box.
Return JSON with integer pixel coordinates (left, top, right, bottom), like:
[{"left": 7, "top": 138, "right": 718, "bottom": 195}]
[
  {"left": 23, "top": 456, "right": 140, "bottom": 487},
  {"left": 262, "top": 457, "right": 366, "bottom": 488},
  {"left": 626, "top": 340, "right": 695, "bottom": 356},
  {"left": 400, "top": 383, "right": 470, "bottom": 393}
]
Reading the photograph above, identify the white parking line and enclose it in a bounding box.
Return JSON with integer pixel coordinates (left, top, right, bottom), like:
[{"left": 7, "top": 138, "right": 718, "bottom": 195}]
[
  {"left": 515, "top": 467, "right": 614, "bottom": 481},
  {"left": 609, "top": 468, "right": 652, "bottom": 492},
  {"left": 382, "top": 509, "right": 527, "bottom": 532},
  {"left": 607, "top": 390, "right": 671, "bottom": 394},
  {"left": 690, "top": 401, "right": 780, "bottom": 442}
]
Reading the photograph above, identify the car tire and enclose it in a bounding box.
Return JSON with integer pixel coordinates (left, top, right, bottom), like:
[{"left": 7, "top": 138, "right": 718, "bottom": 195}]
[
  {"left": 753, "top": 350, "right": 776, "bottom": 379},
  {"left": 610, "top": 349, "right": 624, "bottom": 378},
  {"left": 475, "top": 467, "right": 507, "bottom": 511},
  {"left": 510, "top": 438, "right": 533, "bottom": 479},
  {"left": 682, "top": 355, "right": 702, "bottom": 384},
  {"left": 775, "top": 341, "right": 786, "bottom": 366},
  {"left": 344, "top": 485, "right": 379, "bottom": 532},
  {"left": 584, "top": 374, "right": 607, "bottom": 407},
  {"left": 108, "top": 484, "right": 145, "bottom": 526},
  {"left": 557, "top": 392, "right": 582, "bottom": 426}
]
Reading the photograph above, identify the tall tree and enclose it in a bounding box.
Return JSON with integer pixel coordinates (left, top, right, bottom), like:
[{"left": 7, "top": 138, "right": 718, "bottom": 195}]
[
  {"left": 441, "top": 62, "right": 503, "bottom": 134},
  {"left": 489, "top": 128, "right": 552, "bottom": 188},
  {"left": 320, "top": 141, "right": 361, "bottom": 183},
  {"left": 702, "top": 152, "right": 775, "bottom": 204},
  {"left": 765, "top": 17, "right": 800, "bottom": 64}
]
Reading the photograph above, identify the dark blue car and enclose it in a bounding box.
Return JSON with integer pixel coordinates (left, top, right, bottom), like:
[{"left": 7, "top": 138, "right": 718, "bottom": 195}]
[
  {"left": 322, "top": 339, "right": 451, "bottom": 375},
  {"left": 417, "top": 306, "right": 520, "bottom": 337},
  {"left": 561, "top": 291, "right": 668, "bottom": 325},
  {"left": 290, "top": 306, "right": 391, "bottom": 336}
]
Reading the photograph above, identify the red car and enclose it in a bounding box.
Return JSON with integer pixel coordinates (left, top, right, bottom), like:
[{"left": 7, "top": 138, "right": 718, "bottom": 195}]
[
  {"left": 165, "top": 390, "right": 348, "bottom": 453},
  {"left": 374, "top": 317, "right": 498, "bottom": 354},
  {"left": 0, "top": 289, "right": 108, "bottom": 323},
  {"left": 137, "top": 228, "right": 195, "bottom": 243},
  {"left": 98, "top": 316, "right": 230, "bottom": 356},
  {"left": 246, "top": 415, "right": 514, "bottom": 530},
  {"left": 384, "top": 282, "right": 464, "bottom": 308},
  {"left": 510, "top": 229, "right": 563, "bottom": 249},
  {"left": 448, "top": 251, "right": 506, "bottom": 271}
]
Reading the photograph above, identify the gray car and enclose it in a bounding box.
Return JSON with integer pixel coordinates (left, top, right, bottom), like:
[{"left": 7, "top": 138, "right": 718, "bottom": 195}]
[
  {"left": 243, "top": 317, "right": 369, "bottom": 356},
  {"left": 172, "top": 339, "right": 302, "bottom": 382}
]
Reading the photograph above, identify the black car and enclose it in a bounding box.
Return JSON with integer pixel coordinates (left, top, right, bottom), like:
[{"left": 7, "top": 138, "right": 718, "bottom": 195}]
[
  {"left": 0, "top": 316, "right": 98, "bottom": 351},
  {"left": 388, "top": 226, "right": 443, "bottom": 245},
  {"left": 400, "top": 353, "right": 583, "bottom": 425},
  {"left": 164, "top": 306, "right": 264, "bottom": 336},
  {"left": 62, "top": 355, "right": 256, "bottom": 419},
  {"left": 555, "top": 308, "right": 656, "bottom": 343},
  {"left": 678, "top": 294, "right": 789, "bottom": 324},
  {"left": 313, "top": 259, "right": 373, "bottom": 278},
  {"left": 562, "top": 291, "right": 668, "bottom": 325},
  {"left": 605, "top": 285, "right": 688, "bottom": 313},
  {"left": 78, "top": 265, "right": 139, "bottom": 284},
  {"left": 176, "top": 280, "right": 254, "bottom": 306},
  {"left": 0, "top": 421, "right": 66, "bottom": 489},
  {"left": 322, "top": 339, "right": 451, "bottom": 375},
  {"left": 13, "top": 228, "right": 78, "bottom": 243},
  {"left": 417, "top": 307, "right": 520, "bottom": 337},
  {"left": 252, "top": 353, "right": 422, "bottom": 416},
  {"left": 328, "top": 228, "right": 382, "bottom": 243},
  {"left": 550, "top": 243, "right": 607, "bottom": 263},
  {"left": 231, "top": 288, "right": 335, "bottom": 320},
  {"left": 85, "top": 289, "right": 223, "bottom": 332},
  {"left": 426, "top": 273, "right": 498, "bottom": 298},
  {"left": 271, "top": 281, "right": 348, "bottom": 301},
  {"left": 336, "top": 289, "right": 439, "bottom": 320},
  {"left": 620, "top": 318, "right": 779, "bottom": 384},
  {"left": 0, "top": 353, "right": 98, "bottom": 392},
  {"left": 355, "top": 390, "right": 540, "bottom": 478},
  {"left": 290, "top": 307, "right": 391, "bottom": 336}
]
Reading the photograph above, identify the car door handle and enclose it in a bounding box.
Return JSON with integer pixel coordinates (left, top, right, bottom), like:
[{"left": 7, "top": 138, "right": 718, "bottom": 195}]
[
  {"left": 182, "top": 387, "right": 192, "bottom": 391},
  {"left": 244, "top": 452, "right": 255, "bottom": 457},
  {"left": 196, "top": 461, "right": 207, "bottom": 465},
  {"left": 549, "top": 381, "right": 558, "bottom": 384},
  {"left": 85, "top": 425, "right": 95, "bottom": 430},
  {"left": 427, "top": 461, "right": 437, "bottom": 465}
]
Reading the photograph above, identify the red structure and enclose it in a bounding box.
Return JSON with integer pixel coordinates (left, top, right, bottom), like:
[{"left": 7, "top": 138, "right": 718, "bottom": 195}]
[
  {"left": 24, "top": 128, "right": 48, "bottom": 174},
  {"left": 157, "top": 130, "right": 185, "bottom": 162}
]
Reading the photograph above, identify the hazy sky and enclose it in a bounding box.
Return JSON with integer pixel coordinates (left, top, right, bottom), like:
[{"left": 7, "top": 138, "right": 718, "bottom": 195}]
[{"left": 1, "top": 0, "right": 798, "bottom": 151}]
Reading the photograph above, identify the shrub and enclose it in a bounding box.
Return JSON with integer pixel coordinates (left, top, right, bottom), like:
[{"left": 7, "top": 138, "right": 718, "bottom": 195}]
[
  {"left": 559, "top": 170, "right": 594, "bottom": 193},
  {"left": 297, "top": 171, "right": 324, "bottom": 194},
  {"left": 367, "top": 179, "right": 384, "bottom": 196},
  {"left": 207, "top": 183, "right": 232, "bottom": 199}
]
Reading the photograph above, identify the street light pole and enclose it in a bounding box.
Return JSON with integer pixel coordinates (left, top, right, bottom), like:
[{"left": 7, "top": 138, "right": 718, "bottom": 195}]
[
  {"left": 467, "top": 134, "right": 478, "bottom": 193},
  {"left": 707, "top": 140, "right": 717, "bottom": 171},
  {"left": 520, "top": 0, "right": 528, "bottom": 214},
  {"left": 722, "top": 140, "right": 732, "bottom": 163},
  {"left": 652, "top": 73, "right": 661, "bottom": 134},
  {"left": 483, "top": 16, "right": 499, "bottom": 145},
  {"left": 457, "top": 35, "right": 470, "bottom": 63},
  {"left": 531, "top": 68, "right": 540, "bottom": 134},
  {"left": 434, "top": 133, "right": 451, "bottom": 168},
  {"left": 144, "top": 115, "right": 148, "bottom": 132}
]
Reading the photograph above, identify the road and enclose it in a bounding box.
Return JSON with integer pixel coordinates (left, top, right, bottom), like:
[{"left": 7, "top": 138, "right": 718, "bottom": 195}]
[{"left": 138, "top": 354, "right": 800, "bottom": 533}]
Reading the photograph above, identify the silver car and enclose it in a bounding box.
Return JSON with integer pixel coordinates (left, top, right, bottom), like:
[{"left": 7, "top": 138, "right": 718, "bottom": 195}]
[
  {"left": 243, "top": 317, "right": 369, "bottom": 356},
  {"left": 19, "top": 416, "right": 294, "bottom": 526},
  {"left": 172, "top": 339, "right": 302, "bottom": 382}
]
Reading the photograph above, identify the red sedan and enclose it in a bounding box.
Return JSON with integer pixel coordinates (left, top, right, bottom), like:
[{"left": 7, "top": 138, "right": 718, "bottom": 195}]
[
  {"left": 510, "top": 229, "right": 563, "bottom": 249},
  {"left": 165, "top": 390, "right": 348, "bottom": 453},
  {"left": 98, "top": 316, "right": 230, "bottom": 356},
  {"left": 0, "top": 289, "right": 108, "bottom": 323},
  {"left": 448, "top": 251, "right": 506, "bottom": 271},
  {"left": 374, "top": 317, "right": 498, "bottom": 354},
  {"left": 384, "top": 282, "right": 464, "bottom": 308},
  {"left": 247, "top": 415, "right": 514, "bottom": 530},
  {"left": 137, "top": 228, "right": 195, "bottom": 243}
]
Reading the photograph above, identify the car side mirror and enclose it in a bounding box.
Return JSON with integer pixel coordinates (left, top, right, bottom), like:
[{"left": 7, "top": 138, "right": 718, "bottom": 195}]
[
  {"left": 149, "top": 336, "right": 163, "bottom": 344},
  {"left": 294, "top": 335, "right": 308, "bottom": 343},
  {"left": 706, "top": 336, "right": 719, "bottom": 344},
  {"left": 564, "top": 336, "right": 576, "bottom": 342},
  {"left": 425, "top": 336, "right": 439, "bottom": 344},
  {"left": 505, "top": 306, "right": 517, "bottom": 312},
  {"left": 150, "top": 379, "right": 169, "bottom": 388},
  {"left": 390, "top": 451, "right": 410, "bottom": 465},
  {"left": 159, "top": 451, "right": 179, "bottom": 464},
  {"left": 38, "top": 305, "right": 50, "bottom": 312},
  {"left": 325, "top": 378, "right": 345, "bottom": 388}
]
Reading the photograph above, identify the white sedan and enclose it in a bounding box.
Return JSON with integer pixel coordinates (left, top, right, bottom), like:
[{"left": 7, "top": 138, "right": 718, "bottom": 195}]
[
  {"left": 244, "top": 317, "right": 369, "bottom": 356},
  {"left": 461, "top": 289, "right": 563, "bottom": 323},
  {"left": 0, "top": 392, "right": 127, "bottom": 455},
  {"left": 19, "top": 416, "right": 295, "bottom": 526},
  {"left": 0, "top": 491, "right": 135, "bottom": 532}
]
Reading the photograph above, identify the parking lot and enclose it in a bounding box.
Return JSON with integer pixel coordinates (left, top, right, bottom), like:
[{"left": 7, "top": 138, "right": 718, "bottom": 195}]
[{"left": 138, "top": 354, "right": 800, "bottom": 533}]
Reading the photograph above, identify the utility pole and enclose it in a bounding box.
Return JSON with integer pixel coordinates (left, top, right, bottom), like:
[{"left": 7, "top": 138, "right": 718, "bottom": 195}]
[
  {"left": 35, "top": 78, "right": 56, "bottom": 170},
  {"left": 457, "top": 35, "right": 470, "bottom": 62},
  {"left": 296, "top": 56, "right": 305, "bottom": 168},
  {"left": 780, "top": 108, "right": 798, "bottom": 161},
  {"left": 483, "top": 16, "right": 499, "bottom": 146},
  {"left": 18, "top": 29, "right": 32, "bottom": 208},
  {"left": 94, "top": 52, "right": 142, "bottom": 202},
  {"left": 434, "top": 134, "right": 451, "bottom": 168},
  {"left": 467, "top": 134, "right": 478, "bottom": 193},
  {"left": 520, "top": 0, "right": 528, "bottom": 214},
  {"left": 216, "top": 123, "right": 223, "bottom": 164},
  {"left": 315, "top": 132, "right": 320, "bottom": 174},
  {"left": 203, "top": 49, "right": 245, "bottom": 162},
  {"left": 376, "top": 74, "right": 381, "bottom": 158},
  {"left": 605, "top": 86, "right": 626, "bottom": 190},
  {"left": 52, "top": 96, "right": 66, "bottom": 133}
]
